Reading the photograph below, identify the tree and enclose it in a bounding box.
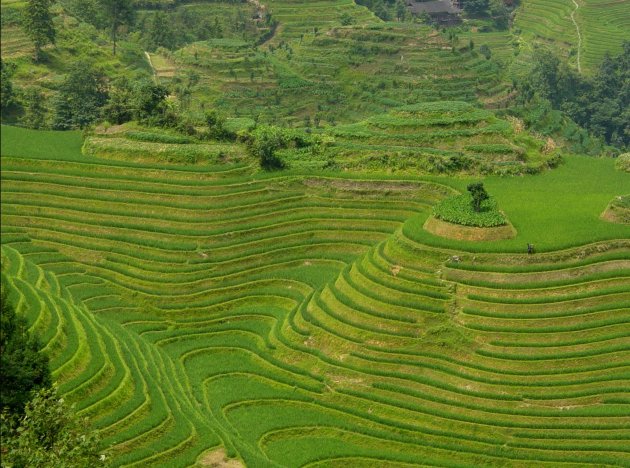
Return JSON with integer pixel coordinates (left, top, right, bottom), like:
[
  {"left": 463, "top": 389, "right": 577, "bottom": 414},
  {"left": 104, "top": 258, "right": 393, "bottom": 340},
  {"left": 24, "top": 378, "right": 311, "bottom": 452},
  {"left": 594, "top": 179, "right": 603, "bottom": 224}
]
[
  {"left": 131, "top": 80, "right": 169, "bottom": 124},
  {"left": 101, "top": 77, "right": 134, "bottom": 124},
  {"left": 489, "top": 0, "right": 510, "bottom": 29},
  {"left": 52, "top": 61, "right": 109, "bottom": 130},
  {"left": 22, "top": 0, "right": 56, "bottom": 62},
  {"left": 100, "top": 0, "right": 135, "bottom": 55},
  {"left": 479, "top": 44, "right": 491, "bottom": 60},
  {"left": 248, "top": 126, "right": 287, "bottom": 169},
  {"left": 396, "top": 0, "right": 407, "bottom": 21},
  {"left": 340, "top": 12, "right": 354, "bottom": 26},
  {"left": 463, "top": 0, "right": 490, "bottom": 16},
  {"left": 467, "top": 182, "right": 489, "bottom": 212},
  {"left": 0, "top": 283, "right": 51, "bottom": 415},
  {"left": 20, "top": 87, "right": 48, "bottom": 129},
  {"left": 1, "top": 59, "right": 17, "bottom": 114},
  {"left": 1, "top": 387, "right": 108, "bottom": 467},
  {"left": 145, "top": 11, "right": 176, "bottom": 51}
]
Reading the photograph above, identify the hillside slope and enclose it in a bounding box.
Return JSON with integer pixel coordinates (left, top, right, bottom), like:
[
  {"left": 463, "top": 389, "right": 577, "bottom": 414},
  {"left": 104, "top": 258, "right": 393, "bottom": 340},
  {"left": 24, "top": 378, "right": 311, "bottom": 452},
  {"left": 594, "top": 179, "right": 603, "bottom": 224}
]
[{"left": 2, "top": 126, "right": 629, "bottom": 466}]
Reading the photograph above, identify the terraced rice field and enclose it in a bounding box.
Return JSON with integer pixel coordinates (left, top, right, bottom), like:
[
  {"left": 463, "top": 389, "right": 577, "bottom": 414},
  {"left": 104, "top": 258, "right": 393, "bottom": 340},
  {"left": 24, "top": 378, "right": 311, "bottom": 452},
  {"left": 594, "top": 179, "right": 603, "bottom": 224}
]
[
  {"left": 324, "top": 101, "right": 550, "bottom": 174},
  {"left": 2, "top": 125, "right": 629, "bottom": 466},
  {"left": 170, "top": 10, "right": 512, "bottom": 125},
  {"left": 515, "top": 0, "right": 630, "bottom": 73}
]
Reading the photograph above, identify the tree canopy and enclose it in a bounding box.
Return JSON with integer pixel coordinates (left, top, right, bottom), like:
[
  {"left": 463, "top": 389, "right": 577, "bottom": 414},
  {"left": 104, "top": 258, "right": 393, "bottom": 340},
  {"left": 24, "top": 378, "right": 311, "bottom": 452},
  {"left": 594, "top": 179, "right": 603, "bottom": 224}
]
[
  {"left": 22, "top": 0, "right": 56, "bottom": 62},
  {"left": 1, "top": 387, "right": 108, "bottom": 468},
  {"left": 0, "top": 283, "right": 51, "bottom": 415},
  {"left": 52, "top": 62, "right": 109, "bottom": 130},
  {"left": 100, "top": 0, "right": 135, "bottom": 55},
  {"left": 518, "top": 42, "right": 629, "bottom": 149},
  {"left": 467, "top": 182, "right": 490, "bottom": 212}
]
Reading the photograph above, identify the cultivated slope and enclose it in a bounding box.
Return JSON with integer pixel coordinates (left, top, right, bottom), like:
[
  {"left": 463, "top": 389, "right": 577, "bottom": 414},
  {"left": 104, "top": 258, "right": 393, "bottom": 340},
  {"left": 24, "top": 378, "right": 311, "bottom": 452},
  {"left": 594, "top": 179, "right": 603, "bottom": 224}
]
[{"left": 2, "top": 127, "right": 629, "bottom": 467}]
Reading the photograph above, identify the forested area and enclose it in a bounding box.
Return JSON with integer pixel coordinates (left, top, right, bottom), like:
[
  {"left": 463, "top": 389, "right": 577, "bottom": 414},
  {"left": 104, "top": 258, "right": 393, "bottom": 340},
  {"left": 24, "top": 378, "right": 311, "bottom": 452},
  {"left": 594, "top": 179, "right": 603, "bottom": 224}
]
[{"left": 515, "top": 43, "right": 629, "bottom": 150}]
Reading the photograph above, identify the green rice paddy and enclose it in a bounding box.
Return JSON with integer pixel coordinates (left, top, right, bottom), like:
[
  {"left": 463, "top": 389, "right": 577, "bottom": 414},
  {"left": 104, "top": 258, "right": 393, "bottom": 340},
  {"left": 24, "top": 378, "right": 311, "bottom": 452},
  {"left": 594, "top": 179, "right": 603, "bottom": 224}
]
[{"left": 2, "top": 124, "right": 629, "bottom": 467}]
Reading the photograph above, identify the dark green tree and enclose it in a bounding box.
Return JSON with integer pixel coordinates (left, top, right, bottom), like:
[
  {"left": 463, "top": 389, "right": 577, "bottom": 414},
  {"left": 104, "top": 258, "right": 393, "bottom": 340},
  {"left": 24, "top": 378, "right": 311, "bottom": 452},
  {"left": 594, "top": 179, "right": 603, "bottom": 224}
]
[
  {"left": 131, "top": 80, "right": 169, "bottom": 125},
  {"left": 20, "top": 86, "right": 48, "bottom": 129},
  {"left": 489, "top": 0, "right": 510, "bottom": 29},
  {"left": 0, "top": 284, "right": 51, "bottom": 415},
  {"left": 1, "top": 387, "right": 109, "bottom": 467},
  {"left": 22, "top": 0, "right": 55, "bottom": 62},
  {"left": 396, "top": 0, "right": 407, "bottom": 21},
  {"left": 467, "top": 182, "right": 489, "bottom": 212},
  {"left": 1, "top": 59, "right": 17, "bottom": 114},
  {"left": 101, "top": 77, "right": 134, "bottom": 124},
  {"left": 248, "top": 126, "right": 287, "bottom": 169},
  {"left": 463, "top": 0, "right": 490, "bottom": 15},
  {"left": 100, "top": 0, "right": 135, "bottom": 55},
  {"left": 479, "top": 44, "right": 491, "bottom": 60},
  {"left": 145, "top": 11, "right": 176, "bottom": 51},
  {"left": 52, "top": 62, "right": 109, "bottom": 129},
  {"left": 340, "top": 12, "right": 354, "bottom": 26}
]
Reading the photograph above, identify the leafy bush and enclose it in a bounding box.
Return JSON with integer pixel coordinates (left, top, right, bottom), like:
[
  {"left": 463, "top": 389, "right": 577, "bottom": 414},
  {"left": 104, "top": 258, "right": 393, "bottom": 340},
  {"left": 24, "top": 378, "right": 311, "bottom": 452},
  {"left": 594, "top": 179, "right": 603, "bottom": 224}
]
[
  {"left": 433, "top": 194, "right": 507, "bottom": 227},
  {"left": 616, "top": 153, "right": 630, "bottom": 173},
  {"left": 246, "top": 125, "right": 319, "bottom": 170},
  {"left": 0, "top": 387, "right": 108, "bottom": 467}
]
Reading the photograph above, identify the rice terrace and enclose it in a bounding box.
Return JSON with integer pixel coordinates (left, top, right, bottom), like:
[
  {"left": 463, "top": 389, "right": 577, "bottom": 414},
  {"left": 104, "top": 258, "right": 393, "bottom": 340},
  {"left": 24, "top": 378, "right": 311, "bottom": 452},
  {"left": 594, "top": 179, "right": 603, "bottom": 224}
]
[{"left": 0, "top": 0, "right": 629, "bottom": 467}]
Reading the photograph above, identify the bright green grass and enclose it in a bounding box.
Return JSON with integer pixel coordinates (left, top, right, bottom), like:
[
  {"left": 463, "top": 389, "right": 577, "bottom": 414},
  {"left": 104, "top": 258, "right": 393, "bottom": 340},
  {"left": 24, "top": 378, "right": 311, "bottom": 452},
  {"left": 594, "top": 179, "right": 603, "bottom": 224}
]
[
  {"left": 1, "top": 125, "right": 84, "bottom": 160},
  {"left": 2, "top": 127, "right": 630, "bottom": 467},
  {"left": 405, "top": 155, "right": 630, "bottom": 252}
]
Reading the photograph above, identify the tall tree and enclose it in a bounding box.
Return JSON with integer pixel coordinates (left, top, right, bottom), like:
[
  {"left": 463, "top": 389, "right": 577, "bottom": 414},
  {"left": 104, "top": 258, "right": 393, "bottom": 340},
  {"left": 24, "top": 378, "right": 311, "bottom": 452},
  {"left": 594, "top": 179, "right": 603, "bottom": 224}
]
[
  {"left": 22, "top": 0, "right": 55, "bottom": 62},
  {"left": 0, "top": 283, "right": 52, "bottom": 415},
  {"left": 20, "top": 87, "right": 48, "bottom": 129},
  {"left": 52, "top": 61, "right": 109, "bottom": 130},
  {"left": 100, "top": 0, "right": 135, "bottom": 55},
  {"left": 467, "top": 182, "right": 489, "bottom": 212},
  {"left": 463, "top": 0, "right": 490, "bottom": 15},
  {"left": 1, "top": 59, "right": 16, "bottom": 114}
]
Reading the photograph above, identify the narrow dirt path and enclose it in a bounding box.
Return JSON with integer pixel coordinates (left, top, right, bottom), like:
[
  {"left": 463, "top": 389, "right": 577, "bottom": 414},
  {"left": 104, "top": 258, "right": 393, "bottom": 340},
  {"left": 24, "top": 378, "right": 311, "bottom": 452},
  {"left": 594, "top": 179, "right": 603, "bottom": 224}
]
[
  {"left": 570, "top": 0, "right": 582, "bottom": 73},
  {"left": 144, "top": 51, "right": 159, "bottom": 83}
]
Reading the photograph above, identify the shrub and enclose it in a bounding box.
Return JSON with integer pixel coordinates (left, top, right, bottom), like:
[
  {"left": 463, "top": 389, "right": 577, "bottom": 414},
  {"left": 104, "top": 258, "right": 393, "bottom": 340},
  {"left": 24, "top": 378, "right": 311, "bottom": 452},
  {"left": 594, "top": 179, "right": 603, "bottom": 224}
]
[
  {"left": 433, "top": 194, "right": 507, "bottom": 227},
  {"left": 616, "top": 153, "right": 630, "bottom": 173}
]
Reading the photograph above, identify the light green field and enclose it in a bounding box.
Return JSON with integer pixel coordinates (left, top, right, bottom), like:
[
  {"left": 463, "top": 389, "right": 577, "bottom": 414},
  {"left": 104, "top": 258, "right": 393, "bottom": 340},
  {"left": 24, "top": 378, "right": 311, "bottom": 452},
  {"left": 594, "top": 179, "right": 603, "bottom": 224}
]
[
  {"left": 514, "top": 0, "right": 630, "bottom": 73},
  {"left": 2, "top": 125, "right": 629, "bottom": 467}
]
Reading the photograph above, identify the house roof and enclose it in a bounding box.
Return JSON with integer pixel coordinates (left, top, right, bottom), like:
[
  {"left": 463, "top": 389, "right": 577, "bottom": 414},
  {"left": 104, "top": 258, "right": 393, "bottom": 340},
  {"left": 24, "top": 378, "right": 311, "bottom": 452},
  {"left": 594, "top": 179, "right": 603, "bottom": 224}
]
[{"left": 408, "top": 0, "right": 460, "bottom": 14}]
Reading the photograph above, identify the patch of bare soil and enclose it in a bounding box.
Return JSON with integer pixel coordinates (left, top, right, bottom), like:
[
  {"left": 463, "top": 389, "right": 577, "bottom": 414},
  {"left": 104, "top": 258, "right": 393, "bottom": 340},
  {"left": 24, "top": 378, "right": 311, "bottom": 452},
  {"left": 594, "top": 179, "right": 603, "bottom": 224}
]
[
  {"left": 424, "top": 216, "right": 516, "bottom": 242},
  {"left": 198, "top": 448, "right": 244, "bottom": 468}
]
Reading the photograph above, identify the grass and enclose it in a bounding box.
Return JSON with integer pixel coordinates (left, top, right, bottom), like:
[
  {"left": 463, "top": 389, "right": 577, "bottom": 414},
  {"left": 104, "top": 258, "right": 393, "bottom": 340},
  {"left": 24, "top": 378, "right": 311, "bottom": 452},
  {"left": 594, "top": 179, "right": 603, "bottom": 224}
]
[
  {"left": 404, "top": 155, "right": 630, "bottom": 252},
  {"left": 2, "top": 125, "right": 630, "bottom": 467}
]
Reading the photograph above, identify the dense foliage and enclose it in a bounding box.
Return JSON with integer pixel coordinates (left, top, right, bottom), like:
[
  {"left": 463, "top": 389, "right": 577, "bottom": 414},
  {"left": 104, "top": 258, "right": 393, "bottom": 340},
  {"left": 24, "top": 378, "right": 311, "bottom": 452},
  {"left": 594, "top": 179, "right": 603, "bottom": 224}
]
[
  {"left": 617, "top": 153, "right": 630, "bottom": 173},
  {"left": 0, "top": 60, "right": 16, "bottom": 114},
  {"left": 467, "top": 182, "right": 490, "bottom": 212},
  {"left": 433, "top": 194, "right": 507, "bottom": 227},
  {"left": 0, "top": 285, "right": 51, "bottom": 415},
  {"left": 516, "top": 43, "right": 630, "bottom": 149},
  {"left": 23, "top": 0, "right": 56, "bottom": 61},
  {"left": 52, "top": 62, "right": 109, "bottom": 130},
  {"left": 1, "top": 387, "right": 108, "bottom": 468},
  {"left": 355, "top": 0, "right": 407, "bottom": 21}
]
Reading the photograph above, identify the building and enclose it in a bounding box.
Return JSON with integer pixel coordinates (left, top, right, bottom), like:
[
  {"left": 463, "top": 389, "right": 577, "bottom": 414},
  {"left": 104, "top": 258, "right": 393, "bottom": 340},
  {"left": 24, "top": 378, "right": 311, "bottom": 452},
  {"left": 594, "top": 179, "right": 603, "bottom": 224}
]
[{"left": 406, "top": 0, "right": 462, "bottom": 25}]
